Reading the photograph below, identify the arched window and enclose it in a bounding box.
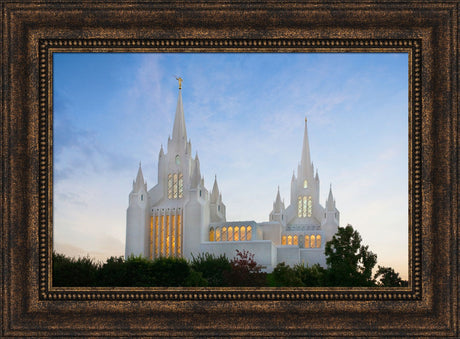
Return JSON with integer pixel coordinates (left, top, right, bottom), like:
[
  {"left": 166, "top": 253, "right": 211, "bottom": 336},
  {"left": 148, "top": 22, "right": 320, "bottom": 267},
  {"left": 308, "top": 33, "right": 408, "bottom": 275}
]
[
  {"left": 222, "top": 227, "right": 227, "bottom": 241},
  {"left": 304, "top": 235, "right": 310, "bottom": 248},
  {"left": 307, "top": 196, "right": 312, "bottom": 217},
  {"left": 216, "top": 228, "right": 221, "bottom": 242},
  {"left": 282, "top": 235, "right": 287, "bottom": 245},
  {"left": 240, "top": 226, "right": 246, "bottom": 241},
  {"left": 310, "top": 235, "right": 316, "bottom": 248},
  {"left": 178, "top": 173, "right": 183, "bottom": 198},
  {"left": 168, "top": 174, "right": 173, "bottom": 199},
  {"left": 297, "top": 196, "right": 302, "bottom": 217},
  {"left": 234, "top": 227, "right": 239, "bottom": 241},
  {"left": 293, "top": 235, "right": 298, "bottom": 245},
  {"left": 302, "top": 196, "right": 307, "bottom": 217},
  {"left": 228, "top": 227, "right": 234, "bottom": 241},
  {"left": 288, "top": 235, "right": 292, "bottom": 245},
  {"left": 173, "top": 173, "right": 178, "bottom": 199},
  {"left": 209, "top": 227, "right": 215, "bottom": 242},
  {"left": 304, "top": 179, "right": 308, "bottom": 188},
  {"left": 247, "top": 226, "right": 252, "bottom": 240},
  {"left": 316, "top": 235, "right": 321, "bottom": 248}
]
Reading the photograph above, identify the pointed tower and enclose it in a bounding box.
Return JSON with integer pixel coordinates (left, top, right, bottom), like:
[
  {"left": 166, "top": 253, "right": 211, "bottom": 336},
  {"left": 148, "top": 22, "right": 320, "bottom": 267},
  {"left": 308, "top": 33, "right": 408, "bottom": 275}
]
[
  {"left": 270, "top": 186, "right": 286, "bottom": 226},
  {"left": 321, "top": 184, "right": 340, "bottom": 243},
  {"left": 125, "top": 163, "right": 150, "bottom": 258},
  {"left": 287, "top": 118, "right": 322, "bottom": 224},
  {"left": 210, "top": 176, "right": 226, "bottom": 222}
]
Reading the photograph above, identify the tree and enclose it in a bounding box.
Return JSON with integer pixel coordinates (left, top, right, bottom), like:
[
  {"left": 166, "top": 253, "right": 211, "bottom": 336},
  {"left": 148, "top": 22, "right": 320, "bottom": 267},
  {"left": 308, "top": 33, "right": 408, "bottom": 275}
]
[
  {"left": 224, "top": 250, "right": 267, "bottom": 286},
  {"left": 190, "top": 253, "right": 231, "bottom": 287},
  {"left": 324, "top": 224, "right": 377, "bottom": 286},
  {"left": 374, "top": 266, "right": 408, "bottom": 287},
  {"left": 98, "top": 256, "right": 128, "bottom": 286},
  {"left": 272, "top": 262, "right": 304, "bottom": 287},
  {"left": 294, "top": 263, "right": 326, "bottom": 287},
  {"left": 53, "top": 252, "right": 100, "bottom": 287}
]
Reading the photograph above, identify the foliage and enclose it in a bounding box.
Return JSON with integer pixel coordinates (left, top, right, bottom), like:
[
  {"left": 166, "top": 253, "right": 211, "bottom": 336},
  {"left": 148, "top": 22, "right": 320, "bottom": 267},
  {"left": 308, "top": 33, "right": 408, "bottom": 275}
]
[
  {"left": 98, "top": 256, "right": 128, "bottom": 286},
  {"left": 324, "top": 224, "right": 377, "bottom": 287},
  {"left": 374, "top": 265, "right": 408, "bottom": 287},
  {"left": 53, "top": 252, "right": 100, "bottom": 287},
  {"left": 224, "top": 250, "right": 267, "bottom": 286},
  {"left": 190, "top": 252, "right": 231, "bottom": 287},
  {"left": 272, "top": 262, "right": 304, "bottom": 287},
  {"left": 150, "top": 256, "right": 191, "bottom": 286},
  {"left": 294, "top": 263, "right": 326, "bottom": 287}
]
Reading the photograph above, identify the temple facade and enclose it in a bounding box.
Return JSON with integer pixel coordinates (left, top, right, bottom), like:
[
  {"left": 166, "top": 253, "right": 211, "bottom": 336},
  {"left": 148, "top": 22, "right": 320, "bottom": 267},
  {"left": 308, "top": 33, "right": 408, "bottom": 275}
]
[{"left": 125, "top": 84, "right": 339, "bottom": 271}]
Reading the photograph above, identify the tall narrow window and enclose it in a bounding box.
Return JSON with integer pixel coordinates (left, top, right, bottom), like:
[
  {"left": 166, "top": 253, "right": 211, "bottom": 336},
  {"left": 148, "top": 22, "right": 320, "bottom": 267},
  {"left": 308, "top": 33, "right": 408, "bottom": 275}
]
[
  {"left": 228, "top": 227, "right": 234, "bottom": 241},
  {"left": 304, "top": 179, "right": 308, "bottom": 188},
  {"left": 305, "top": 235, "right": 310, "bottom": 248},
  {"left": 149, "top": 216, "right": 153, "bottom": 259},
  {"left": 209, "top": 227, "right": 215, "bottom": 241},
  {"left": 316, "top": 235, "right": 321, "bottom": 248},
  {"left": 177, "top": 214, "right": 182, "bottom": 256},
  {"left": 173, "top": 173, "right": 178, "bottom": 199},
  {"left": 240, "top": 226, "right": 246, "bottom": 241},
  {"left": 293, "top": 235, "right": 298, "bottom": 245},
  {"left": 168, "top": 174, "right": 173, "bottom": 199},
  {"left": 171, "top": 214, "right": 176, "bottom": 256},
  {"left": 247, "top": 226, "right": 252, "bottom": 241},
  {"left": 234, "top": 227, "right": 239, "bottom": 241},
  {"left": 282, "top": 235, "right": 287, "bottom": 245},
  {"left": 310, "top": 235, "right": 315, "bottom": 248},
  {"left": 297, "top": 196, "right": 302, "bottom": 217},
  {"left": 178, "top": 173, "right": 183, "bottom": 198},
  {"left": 155, "top": 216, "right": 159, "bottom": 257},
  {"left": 165, "top": 215, "right": 170, "bottom": 256},
  {"left": 307, "top": 196, "right": 312, "bottom": 217},
  {"left": 222, "top": 227, "right": 227, "bottom": 241},
  {"left": 288, "top": 235, "right": 293, "bottom": 245},
  {"left": 216, "top": 228, "right": 221, "bottom": 241},
  {"left": 302, "top": 196, "right": 307, "bottom": 217},
  {"left": 160, "top": 215, "right": 165, "bottom": 255}
]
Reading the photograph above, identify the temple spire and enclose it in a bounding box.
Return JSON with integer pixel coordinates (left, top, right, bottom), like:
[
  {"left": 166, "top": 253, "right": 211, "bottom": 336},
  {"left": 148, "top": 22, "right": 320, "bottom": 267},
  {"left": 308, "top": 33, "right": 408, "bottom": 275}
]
[
  {"left": 300, "top": 117, "right": 312, "bottom": 176},
  {"left": 133, "top": 162, "right": 145, "bottom": 191},
  {"left": 171, "top": 80, "right": 187, "bottom": 144},
  {"left": 326, "top": 184, "right": 335, "bottom": 210}
]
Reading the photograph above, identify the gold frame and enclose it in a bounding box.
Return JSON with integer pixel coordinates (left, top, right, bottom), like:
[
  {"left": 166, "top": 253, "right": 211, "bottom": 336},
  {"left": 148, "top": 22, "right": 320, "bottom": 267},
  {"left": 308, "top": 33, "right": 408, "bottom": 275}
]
[{"left": 1, "top": 1, "right": 458, "bottom": 336}]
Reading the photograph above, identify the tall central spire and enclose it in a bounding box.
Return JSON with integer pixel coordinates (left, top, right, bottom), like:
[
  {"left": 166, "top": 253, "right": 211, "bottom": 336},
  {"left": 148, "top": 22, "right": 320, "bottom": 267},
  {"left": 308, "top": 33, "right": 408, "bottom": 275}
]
[
  {"left": 300, "top": 117, "right": 312, "bottom": 176},
  {"left": 171, "top": 82, "right": 187, "bottom": 144}
]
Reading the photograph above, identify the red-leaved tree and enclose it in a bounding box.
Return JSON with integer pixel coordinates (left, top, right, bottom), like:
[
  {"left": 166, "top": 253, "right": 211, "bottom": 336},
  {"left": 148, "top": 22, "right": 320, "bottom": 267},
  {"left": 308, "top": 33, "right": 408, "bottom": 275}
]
[{"left": 224, "top": 250, "right": 267, "bottom": 286}]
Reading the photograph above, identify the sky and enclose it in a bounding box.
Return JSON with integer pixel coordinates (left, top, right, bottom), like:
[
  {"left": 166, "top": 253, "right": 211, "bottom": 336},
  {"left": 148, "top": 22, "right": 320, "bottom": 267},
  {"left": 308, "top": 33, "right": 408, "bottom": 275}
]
[{"left": 53, "top": 52, "right": 409, "bottom": 279}]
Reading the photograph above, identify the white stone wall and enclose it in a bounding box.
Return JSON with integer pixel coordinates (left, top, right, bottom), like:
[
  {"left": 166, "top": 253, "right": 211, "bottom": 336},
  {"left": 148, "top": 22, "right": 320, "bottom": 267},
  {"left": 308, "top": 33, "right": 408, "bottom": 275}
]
[{"left": 276, "top": 246, "right": 301, "bottom": 267}]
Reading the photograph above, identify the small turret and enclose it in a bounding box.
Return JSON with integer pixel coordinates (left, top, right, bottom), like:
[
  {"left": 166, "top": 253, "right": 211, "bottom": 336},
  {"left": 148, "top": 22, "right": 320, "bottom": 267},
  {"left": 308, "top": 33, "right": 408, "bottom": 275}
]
[
  {"left": 321, "top": 184, "right": 340, "bottom": 243},
  {"left": 190, "top": 153, "right": 201, "bottom": 188}
]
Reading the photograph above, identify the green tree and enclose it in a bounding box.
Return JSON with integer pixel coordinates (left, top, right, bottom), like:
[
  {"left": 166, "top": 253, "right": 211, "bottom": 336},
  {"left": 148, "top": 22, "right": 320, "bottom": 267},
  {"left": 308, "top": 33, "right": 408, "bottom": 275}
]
[
  {"left": 272, "top": 262, "right": 304, "bottom": 287},
  {"left": 324, "top": 224, "right": 377, "bottom": 286},
  {"left": 294, "top": 263, "right": 326, "bottom": 287},
  {"left": 190, "top": 253, "right": 231, "bottom": 287},
  {"left": 374, "top": 265, "right": 408, "bottom": 287},
  {"left": 150, "top": 257, "right": 191, "bottom": 286},
  {"left": 53, "top": 252, "right": 100, "bottom": 287},
  {"left": 98, "top": 256, "right": 128, "bottom": 286}
]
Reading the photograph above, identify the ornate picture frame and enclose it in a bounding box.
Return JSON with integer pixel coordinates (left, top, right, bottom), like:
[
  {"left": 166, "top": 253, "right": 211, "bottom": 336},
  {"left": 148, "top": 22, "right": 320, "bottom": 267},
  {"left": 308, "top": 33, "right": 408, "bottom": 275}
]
[{"left": 1, "top": 1, "right": 458, "bottom": 336}]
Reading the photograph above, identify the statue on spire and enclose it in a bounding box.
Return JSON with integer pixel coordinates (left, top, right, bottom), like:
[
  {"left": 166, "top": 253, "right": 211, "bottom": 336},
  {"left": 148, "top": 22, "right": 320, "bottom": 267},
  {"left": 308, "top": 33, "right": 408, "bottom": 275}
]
[{"left": 175, "top": 76, "right": 183, "bottom": 90}]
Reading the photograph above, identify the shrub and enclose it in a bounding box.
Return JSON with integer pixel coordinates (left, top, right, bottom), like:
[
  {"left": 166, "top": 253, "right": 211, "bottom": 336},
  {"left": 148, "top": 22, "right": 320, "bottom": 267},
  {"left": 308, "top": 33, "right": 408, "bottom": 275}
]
[
  {"left": 190, "top": 253, "right": 231, "bottom": 287},
  {"left": 150, "top": 257, "right": 191, "bottom": 286},
  {"left": 98, "top": 256, "right": 128, "bottom": 286},
  {"left": 272, "top": 262, "right": 304, "bottom": 287},
  {"left": 53, "top": 252, "right": 100, "bottom": 287},
  {"left": 225, "top": 250, "right": 267, "bottom": 287},
  {"left": 294, "top": 263, "right": 325, "bottom": 286}
]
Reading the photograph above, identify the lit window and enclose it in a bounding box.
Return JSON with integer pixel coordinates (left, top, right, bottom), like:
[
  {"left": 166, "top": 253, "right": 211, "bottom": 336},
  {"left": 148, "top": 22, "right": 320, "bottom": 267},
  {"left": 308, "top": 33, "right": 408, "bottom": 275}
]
[
  {"left": 216, "top": 228, "right": 221, "bottom": 241},
  {"left": 160, "top": 215, "right": 165, "bottom": 254},
  {"left": 209, "top": 227, "right": 215, "bottom": 241},
  {"left": 240, "top": 226, "right": 246, "bottom": 241},
  {"left": 222, "top": 227, "right": 227, "bottom": 241},
  {"left": 304, "top": 235, "right": 310, "bottom": 248},
  {"left": 304, "top": 179, "right": 308, "bottom": 188},
  {"left": 177, "top": 214, "right": 182, "bottom": 256},
  {"left": 288, "top": 235, "right": 292, "bottom": 245},
  {"left": 282, "top": 235, "right": 287, "bottom": 245},
  {"left": 173, "top": 174, "right": 178, "bottom": 199},
  {"left": 168, "top": 174, "right": 173, "bottom": 199},
  {"left": 297, "top": 196, "right": 302, "bottom": 217},
  {"left": 228, "top": 227, "right": 233, "bottom": 241},
  {"left": 293, "top": 235, "right": 298, "bottom": 245},
  {"left": 234, "top": 227, "right": 239, "bottom": 241},
  {"left": 149, "top": 216, "right": 153, "bottom": 260},
  {"left": 310, "top": 235, "right": 315, "bottom": 248},
  {"left": 171, "top": 215, "right": 176, "bottom": 255},
  {"left": 178, "top": 173, "right": 183, "bottom": 198},
  {"left": 316, "top": 235, "right": 321, "bottom": 248},
  {"left": 247, "top": 226, "right": 252, "bottom": 241},
  {"left": 302, "top": 196, "right": 307, "bottom": 217},
  {"left": 307, "top": 196, "right": 312, "bottom": 217},
  {"left": 166, "top": 215, "right": 170, "bottom": 256}
]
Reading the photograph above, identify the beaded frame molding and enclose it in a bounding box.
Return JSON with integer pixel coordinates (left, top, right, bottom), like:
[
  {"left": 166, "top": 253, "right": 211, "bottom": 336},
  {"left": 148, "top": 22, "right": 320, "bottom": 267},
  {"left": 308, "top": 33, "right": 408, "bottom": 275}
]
[{"left": 2, "top": 1, "right": 458, "bottom": 337}]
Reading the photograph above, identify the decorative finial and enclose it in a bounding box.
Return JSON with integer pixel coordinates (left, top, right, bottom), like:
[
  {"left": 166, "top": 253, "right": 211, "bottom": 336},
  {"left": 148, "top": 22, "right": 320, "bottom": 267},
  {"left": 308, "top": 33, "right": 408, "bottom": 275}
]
[
  {"left": 139, "top": 161, "right": 141, "bottom": 167},
  {"left": 305, "top": 117, "right": 307, "bottom": 122},
  {"left": 175, "top": 76, "right": 183, "bottom": 90}
]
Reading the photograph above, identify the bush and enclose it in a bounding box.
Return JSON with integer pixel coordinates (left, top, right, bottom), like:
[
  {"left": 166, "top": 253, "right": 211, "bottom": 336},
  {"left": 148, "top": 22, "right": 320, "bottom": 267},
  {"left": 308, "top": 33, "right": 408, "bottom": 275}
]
[
  {"left": 150, "top": 257, "right": 191, "bottom": 286},
  {"left": 53, "top": 252, "right": 100, "bottom": 287},
  {"left": 190, "top": 253, "right": 231, "bottom": 287},
  {"left": 272, "top": 262, "right": 304, "bottom": 287},
  {"left": 98, "top": 256, "right": 128, "bottom": 286},
  {"left": 224, "top": 250, "right": 267, "bottom": 287},
  {"left": 294, "top": 263, "right": 325, "bottom": 287}
]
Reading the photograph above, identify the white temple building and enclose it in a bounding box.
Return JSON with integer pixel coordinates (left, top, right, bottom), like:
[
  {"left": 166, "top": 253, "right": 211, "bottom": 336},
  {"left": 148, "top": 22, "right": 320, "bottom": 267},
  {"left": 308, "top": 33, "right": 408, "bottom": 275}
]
[{"left": 125, "top": 82, "right": 340, "bottom": 271}]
